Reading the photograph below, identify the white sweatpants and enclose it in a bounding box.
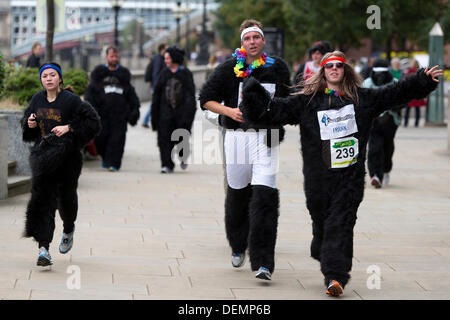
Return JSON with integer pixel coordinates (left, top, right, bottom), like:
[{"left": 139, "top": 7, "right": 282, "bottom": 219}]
[{"left": 224, "top": 129, "right": 279, "bottom": 189}]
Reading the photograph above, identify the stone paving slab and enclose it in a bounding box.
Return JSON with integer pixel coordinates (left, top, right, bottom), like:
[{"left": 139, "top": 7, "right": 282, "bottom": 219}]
[{"left": 0, "top": 102, "right": 449, "bottom": 300}]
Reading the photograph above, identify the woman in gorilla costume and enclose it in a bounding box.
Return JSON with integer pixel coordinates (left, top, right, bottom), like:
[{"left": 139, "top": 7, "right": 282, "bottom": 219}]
[
  {"left": 240, "top": 51, "right": 442, "bottom": 296},
  {"left": 363, "top": 58, "right": 405, "bottom": 188},
  {"left": 22, "top": 63, "right": 101, "bottom": 266},
  {"left": 151, "top": 46, "right": 196, "bottom": 173}
]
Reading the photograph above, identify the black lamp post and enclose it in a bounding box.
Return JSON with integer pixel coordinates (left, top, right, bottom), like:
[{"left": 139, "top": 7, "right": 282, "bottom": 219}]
[
  {"left": 173, "top": 1, "right": 183, "bottom": 46},
  {"left": 110, "top": 0, "right": 124, "bottom": 47},
  {"left": 196, "top": 0, "right": 209, "bottom": 65}
]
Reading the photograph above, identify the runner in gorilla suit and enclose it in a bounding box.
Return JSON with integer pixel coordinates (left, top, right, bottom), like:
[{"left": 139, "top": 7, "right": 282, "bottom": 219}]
[
  {"left": 240, "top": 52, "right": 441, "bottom": 294},
  {"left": 84, "top": 63, "right": 140, "bottom": 170}
]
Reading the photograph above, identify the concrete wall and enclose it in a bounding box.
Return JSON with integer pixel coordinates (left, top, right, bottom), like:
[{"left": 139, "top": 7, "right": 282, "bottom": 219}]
[
  {"left": 0, "top": 115, "right": 7, "bottom": 199},
  {"left": 0, "top": 110, "right": 31, "bottom": 176}
]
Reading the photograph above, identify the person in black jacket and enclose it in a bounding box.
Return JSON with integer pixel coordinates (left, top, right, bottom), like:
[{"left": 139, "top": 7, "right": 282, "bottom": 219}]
[
  {"left": 151, "top": 46, "right": 196, "bottom": 173},
  {"left": 293, "top": 40, "right": 332, "bottom": 84},
  {"left": 21, "top": 62, "right": 101, "bottom": 267},
  {"left": 84, "top": 45, "right": 140, "bottom": 171},
  {"left": 26, "top": 42, "right": 42, "bottom": 68},
  {"left": 199, "top": 19, "right": 291, "bottom": 281},
  {"left": 142, "top": 43, "right": 168, "bottom": 128},
  {"left": 240, "top": 51, "right": 442, "bottom": 296}
]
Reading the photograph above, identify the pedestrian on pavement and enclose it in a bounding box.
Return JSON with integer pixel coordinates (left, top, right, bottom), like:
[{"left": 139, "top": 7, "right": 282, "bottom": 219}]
[
  {"left": 404, "top": 59, "right": 427, "bottom": 127},
  {"left": 26, "top": 42, "right": 42, "bottom": 68},
  {"left": 240, "top": 51, "right": 442, "bottom": 296},
  {"left": 293, "top": 40, "right": 332, "bottom": 84},
  {"left": 84, "top": 45, "right": 141, "bottom": 172},
  {"left": 199, "top": 19, "right": 292, "bottom": 281},
  {"left": 142, "top": 43, "right": 168, "bottom": 128},
  {"left": 363, "top": 59, "right": 404, "bottom": 189},
  {"left": 21, "top": 62, "right": 101, "bottom": 266},
  {"left": 390, "top": 57, "right": 403, "bottom": 81},
  {"left": 151, "top": 46, "right": 196, "bottom": 173}
]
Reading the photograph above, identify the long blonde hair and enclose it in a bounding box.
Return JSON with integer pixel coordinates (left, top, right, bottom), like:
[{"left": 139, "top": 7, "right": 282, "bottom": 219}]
[{"left": 294, "top": 51, "right": 362, "bottom": 104}]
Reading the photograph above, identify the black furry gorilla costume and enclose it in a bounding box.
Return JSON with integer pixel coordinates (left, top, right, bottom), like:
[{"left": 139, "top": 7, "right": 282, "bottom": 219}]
[
  {"left": 151, "top": 47, "right": 197, "bottom": 170},
  {"left": 21, "top": 89, "right": 101, "bottom": 249},
  {"left": 240, "top": 69, "right": 438, "bottom": 287},
  {"left": 363, "top": 59, "right": 404, "bottom": 186},
  {"left": 199, "top": 56, "right": 291, "bottom": 274},
  {"left": 84, "top": 64, "right": 140, "bottom": 170}
]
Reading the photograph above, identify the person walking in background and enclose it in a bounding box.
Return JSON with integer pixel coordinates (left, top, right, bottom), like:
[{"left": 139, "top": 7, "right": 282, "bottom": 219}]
[
  {"left": 199, "top": 19, "right": 291, "bottom": 281},
  {"left": 26, "top": 42, "right": 42, "bottom": 68},
  {"left": 404, "top": 59, "right": 427, "bottom": 127},
  {"left": 390, "top": 57, "right": 403, "bottom": 80},
  {"left": 84, "top": 45, "right": 140, "bottom": 172},
  {"left": 293, "top": 41, "right": 332, "bottom": 84},
  {"left": 21, "top": 62, "right": 101, "bottom": 266},
  {"left": 151, "top": 46, "right": 196, "bottom": 174},
  {"left": 363, "top": 59, "right": 404, "bottom": 189},
  {"left": 240, "top": 51, "right": 442, "bottom": 296},
  {"left": 142, "top": 43, "right": 168, "bottom": 128}
]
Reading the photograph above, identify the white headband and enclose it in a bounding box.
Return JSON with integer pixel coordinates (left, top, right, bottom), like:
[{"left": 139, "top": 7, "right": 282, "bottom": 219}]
[
  {"left": 372, "top": 67, "right": 389, "bottom": 72},
  {"left": 241, "top": 26, "right": 264, "bottom": 40}
]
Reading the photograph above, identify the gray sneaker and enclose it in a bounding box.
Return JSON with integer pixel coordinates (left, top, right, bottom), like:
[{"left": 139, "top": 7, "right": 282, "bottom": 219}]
[
  {"left": 59, "top": 228, "right": 75, "bottom": 254},
  {"left": 255, "top": 266, "right": 271, "bottom": 280},
  {"left": 37, "top": 247, "right": 53, "bottom": 266},
  {"left": 231, "top": 253, "right": 245, "bottom": 268},
  {"left": 161, "top": 166, "right": 173, "bottom": 174}
]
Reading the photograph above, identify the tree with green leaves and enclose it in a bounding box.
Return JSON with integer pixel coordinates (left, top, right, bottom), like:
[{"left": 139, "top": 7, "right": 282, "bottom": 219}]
[{"left": 213, "top": 0, "right": 449, "bottom": 64}]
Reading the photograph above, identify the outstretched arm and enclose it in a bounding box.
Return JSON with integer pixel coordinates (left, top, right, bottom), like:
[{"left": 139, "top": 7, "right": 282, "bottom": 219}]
[
  {"left": 367, "top": 66, "right": 443, "bottom": 116},
  {"left": 240, "top": 77, "right": 302, "bottom": 126}
]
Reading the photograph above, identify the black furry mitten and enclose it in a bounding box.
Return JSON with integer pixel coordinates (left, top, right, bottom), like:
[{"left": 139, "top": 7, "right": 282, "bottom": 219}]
[{"left": 240, "top": 77, "right": 271, "bottom": 123}]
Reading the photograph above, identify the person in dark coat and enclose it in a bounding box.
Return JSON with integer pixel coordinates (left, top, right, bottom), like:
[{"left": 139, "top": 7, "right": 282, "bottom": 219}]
[
  {"left": 26, "top": 42, "right": 42, "bottom": 68},
  {"left": 199, "top": 19, "right": 291, "bottom": 281},
  {"left": 240, "top": 51, "right": 442, "bottom": 296},
  {"left": 363, "top": 58, "right": 404, "bottom": 188},
  {"left": 84, "top": 45, "right": 140, "bottom": 171},
  {"left": 21, "top": 62, "right": 101, "bottom": 266},
  {"left": 151, "top": 46, "right": 196, "bottom": 173}
]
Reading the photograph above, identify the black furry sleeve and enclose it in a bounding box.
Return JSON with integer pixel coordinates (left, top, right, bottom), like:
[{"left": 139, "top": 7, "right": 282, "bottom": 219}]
[
  {"left": 363, "top": 68, "right": 438, "bottom": 117},
  {"left": 241, "top": 77, "right": 302, "bottom": 126},
  {"left": 21, "top": 93, "right": 40, "bottom": 142},
  {"left": 150, "top": 70, "right": 166, "bottom": 131},
  {"left": 198, "top": 61, "right": 229, "bottom": 109},
  {"left": 125, "top": 85, "right": 140, "bottom": 126},
  {"left": 69, "top": 100, "right": 102, "bottom": 148}
]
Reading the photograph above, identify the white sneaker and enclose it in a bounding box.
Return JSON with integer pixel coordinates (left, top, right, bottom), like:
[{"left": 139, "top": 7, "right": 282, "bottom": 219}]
[
  {"left": 383, "top": 173, "right": 390, "bottom": 187},
  {"left": 231, "top": 253, "right": 245, "bottom": 268},
  {"left": 371, "top": 175, "right": 381, "bottom": 189},
  {"left": 255, "top": 266, "right": 271, "bottom": 280}
]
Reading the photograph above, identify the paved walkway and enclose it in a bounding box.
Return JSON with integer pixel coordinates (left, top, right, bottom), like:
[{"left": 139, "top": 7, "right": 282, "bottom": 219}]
[{"left": 0, "top": 102, "right": 449, "bottom": 300}]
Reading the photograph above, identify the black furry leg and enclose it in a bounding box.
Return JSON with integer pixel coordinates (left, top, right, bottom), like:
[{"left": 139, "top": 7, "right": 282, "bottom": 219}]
[
  {"left": 248, "top": 185, "right": 279, "bottom": 273},
  {"left": 224, "top": 185, "right": 252, "bottom": 254},
  {"left": 24, "top": 174, "right": 58, "bottom": 249},
  {"left": 320, "top": 196, "right": 360, "bottom": 289}
]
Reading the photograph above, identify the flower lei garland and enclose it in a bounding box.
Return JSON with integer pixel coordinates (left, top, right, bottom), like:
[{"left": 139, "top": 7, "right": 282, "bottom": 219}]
[
  {"left": 233, "top": 47, "right": 267, "bottom": 78},
  {"left": 324, "top": 88, "right": 343, "bottom": 97}
]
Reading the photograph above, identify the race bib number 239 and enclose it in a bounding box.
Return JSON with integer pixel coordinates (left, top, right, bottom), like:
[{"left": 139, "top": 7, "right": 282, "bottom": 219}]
[{"left": 330, "top": 137, "right": 359, "bottom": 168}]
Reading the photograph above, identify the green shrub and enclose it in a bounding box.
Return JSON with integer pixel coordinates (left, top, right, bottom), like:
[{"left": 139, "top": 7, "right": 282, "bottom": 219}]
[
  {"left": 0, "top": 52, "right": 5, "bottom": 96},
  {"left": 64, "top": 69, "right": 88, "bottom": 96},
  {"left": 3, "top": 67, "right": 41, "bottom": 105}
]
